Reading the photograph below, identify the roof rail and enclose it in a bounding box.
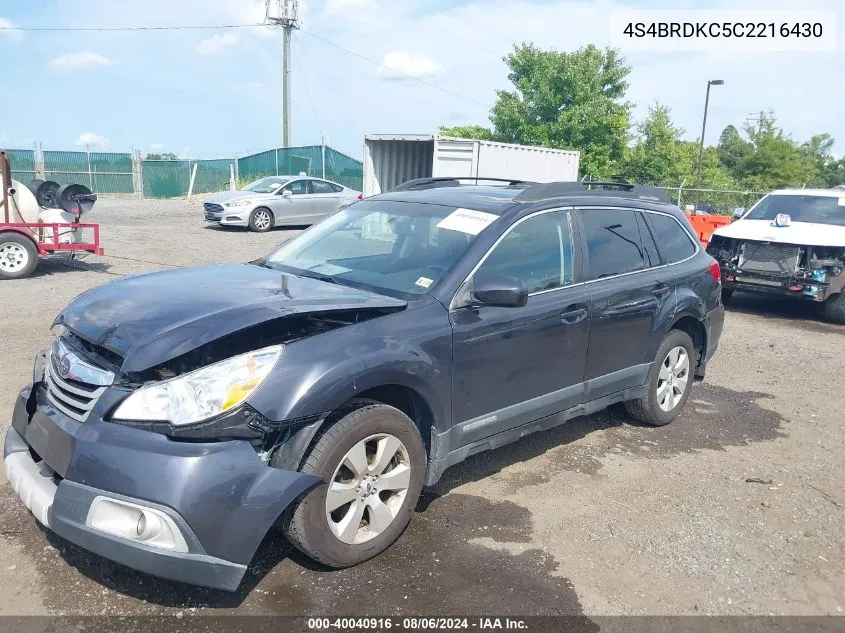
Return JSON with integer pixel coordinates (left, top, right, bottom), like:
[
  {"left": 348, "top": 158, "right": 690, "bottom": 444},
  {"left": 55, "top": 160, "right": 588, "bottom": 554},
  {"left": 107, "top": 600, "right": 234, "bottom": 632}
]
[
  {"left": 390, "top": 177, "right": 536, "bottom": 192},
  {"left": 514, "top": 181, "right": 672, "bottom": 204}
]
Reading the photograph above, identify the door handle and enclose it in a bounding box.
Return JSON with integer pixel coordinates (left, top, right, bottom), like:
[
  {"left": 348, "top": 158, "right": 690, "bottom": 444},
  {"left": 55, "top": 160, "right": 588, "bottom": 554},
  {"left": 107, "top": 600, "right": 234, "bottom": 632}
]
[
  {"left": 652, "top": 283, "right": 670, "bottom": 297},
  {"left": 561, "top": 305, "right": 588, "bottom": 324}
]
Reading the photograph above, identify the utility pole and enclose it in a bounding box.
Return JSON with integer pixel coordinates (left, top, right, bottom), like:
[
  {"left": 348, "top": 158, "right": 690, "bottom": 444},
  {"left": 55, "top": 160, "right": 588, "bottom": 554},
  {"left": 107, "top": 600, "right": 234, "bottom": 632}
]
[{"left": 266, "top": 0, "right": 300, "bottom": 148}]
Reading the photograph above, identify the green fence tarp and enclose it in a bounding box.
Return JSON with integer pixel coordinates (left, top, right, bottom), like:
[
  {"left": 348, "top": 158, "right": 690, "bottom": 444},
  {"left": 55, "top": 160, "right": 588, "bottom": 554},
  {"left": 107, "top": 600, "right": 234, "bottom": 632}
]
[
  {"left": 41, "top": 150, "right": 134, "bottom": 193},
  {"left": 142, "top": 160, "right": 190, "bottom": 199},
  {"left": 6, "top": 148, "right": 36, "bottom": 184}
]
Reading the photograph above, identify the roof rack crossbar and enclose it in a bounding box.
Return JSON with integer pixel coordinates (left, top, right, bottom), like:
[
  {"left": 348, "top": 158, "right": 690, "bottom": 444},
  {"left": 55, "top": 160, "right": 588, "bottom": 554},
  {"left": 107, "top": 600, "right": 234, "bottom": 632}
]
[
  {"left": 514, "top": 182, "right": 672, "bottom": 204},
  {"left": 390, "top": 177, "right": 536, "bottom": 192}
]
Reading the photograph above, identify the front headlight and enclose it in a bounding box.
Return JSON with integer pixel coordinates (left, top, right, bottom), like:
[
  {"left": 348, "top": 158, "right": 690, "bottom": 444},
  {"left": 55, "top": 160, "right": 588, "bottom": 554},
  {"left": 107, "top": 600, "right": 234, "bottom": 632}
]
[
  {"left": 112, "top": 345, "right": 283, "bottom": 426},
  {"left": 224, "top": 199, "right": 255, "bottom": 207}
]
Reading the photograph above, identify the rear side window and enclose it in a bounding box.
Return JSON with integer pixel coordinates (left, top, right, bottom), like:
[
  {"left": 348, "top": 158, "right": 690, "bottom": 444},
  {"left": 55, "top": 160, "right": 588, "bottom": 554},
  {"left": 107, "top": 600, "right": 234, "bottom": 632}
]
[
  {"left": 312, "top": 181, "right": 339, "bottom": 194},
  {"left": 646, "top": 213, "right": 697, "bottom": 264},
  {"left": 580, "top": 209, "right": 645, "bottom": 280},
  {"left": 635, "top": 212, "right": 661, "bottom": 267}
]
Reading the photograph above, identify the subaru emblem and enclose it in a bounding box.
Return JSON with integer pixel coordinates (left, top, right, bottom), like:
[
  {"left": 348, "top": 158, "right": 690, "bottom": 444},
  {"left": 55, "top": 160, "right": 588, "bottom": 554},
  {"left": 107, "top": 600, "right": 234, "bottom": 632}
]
[{"left": 57, "top": 353, "right": 72, "bottom": 378}]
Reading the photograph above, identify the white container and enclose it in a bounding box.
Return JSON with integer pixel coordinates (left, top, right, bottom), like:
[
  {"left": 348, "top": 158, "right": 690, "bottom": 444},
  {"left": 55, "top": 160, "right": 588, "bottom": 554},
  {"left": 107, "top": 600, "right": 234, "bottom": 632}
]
[{"left": 362, "top": 134, "right": 580, "bottom": 197}]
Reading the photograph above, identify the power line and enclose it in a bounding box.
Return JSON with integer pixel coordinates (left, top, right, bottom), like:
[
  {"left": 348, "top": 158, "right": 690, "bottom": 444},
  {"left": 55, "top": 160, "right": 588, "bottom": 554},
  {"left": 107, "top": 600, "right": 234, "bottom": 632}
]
[
  {"left": 0, "top": 23, "right": 267, "bottom": 32},
  {"left": 291, "top": 32, "right": 323, "bottom": 139},
  {"left": 298, "top": 28, "right": 488, "bottom": 107}
]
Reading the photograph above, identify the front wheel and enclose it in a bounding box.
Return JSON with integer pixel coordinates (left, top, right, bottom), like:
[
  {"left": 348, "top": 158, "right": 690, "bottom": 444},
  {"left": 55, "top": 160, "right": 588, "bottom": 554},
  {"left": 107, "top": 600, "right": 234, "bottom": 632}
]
[
  {"left": 625, "top": 329, "right": 696, "bottom": 426},
  {"left": 248, "top": 207, "right": 274, "bottom": 233},
  {"left": 823, "top": 292, "right": 845, "bottom": 324},
  {"left": 281, "top": 401, "right": 425, "bottom": 568},
  {"left": 0, "top": 233, "right": 39, "bottom": 280}
]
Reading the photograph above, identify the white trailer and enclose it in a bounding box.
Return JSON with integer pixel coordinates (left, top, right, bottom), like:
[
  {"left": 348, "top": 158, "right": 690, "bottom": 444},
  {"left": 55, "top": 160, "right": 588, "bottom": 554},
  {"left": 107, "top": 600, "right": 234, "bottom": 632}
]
[{"left": 362, "top": 134, "right": 580, "bottom": 197}]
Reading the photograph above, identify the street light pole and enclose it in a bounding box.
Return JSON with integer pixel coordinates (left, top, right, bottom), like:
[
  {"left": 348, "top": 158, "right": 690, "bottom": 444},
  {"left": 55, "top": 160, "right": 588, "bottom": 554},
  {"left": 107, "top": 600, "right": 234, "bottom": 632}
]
[{"left": 696, "top": 79, "right": 724, "bottom": 187}]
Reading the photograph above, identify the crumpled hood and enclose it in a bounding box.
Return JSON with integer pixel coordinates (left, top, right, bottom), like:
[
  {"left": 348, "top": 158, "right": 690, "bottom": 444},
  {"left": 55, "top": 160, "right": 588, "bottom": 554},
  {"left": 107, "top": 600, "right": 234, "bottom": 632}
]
[
  {"left": 714, "top": 219, "right": 845, "bottom": 247},
  {"left": 55, "top": 264, "right": 406, "bottom": 373}
]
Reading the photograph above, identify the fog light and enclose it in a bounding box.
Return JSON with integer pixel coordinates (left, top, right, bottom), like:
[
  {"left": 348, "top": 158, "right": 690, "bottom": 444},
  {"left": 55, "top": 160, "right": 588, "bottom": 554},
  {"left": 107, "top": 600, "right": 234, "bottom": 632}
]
[{"left": 86, "top": 496, "right": 188, "bottom": 553}]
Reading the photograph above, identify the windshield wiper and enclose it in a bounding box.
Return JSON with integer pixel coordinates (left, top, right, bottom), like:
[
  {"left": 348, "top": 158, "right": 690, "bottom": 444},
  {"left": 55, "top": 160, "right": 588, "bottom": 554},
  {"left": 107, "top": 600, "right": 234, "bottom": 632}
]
[{"left": 297, "top": 270, "right": 339, "bottom": 285}]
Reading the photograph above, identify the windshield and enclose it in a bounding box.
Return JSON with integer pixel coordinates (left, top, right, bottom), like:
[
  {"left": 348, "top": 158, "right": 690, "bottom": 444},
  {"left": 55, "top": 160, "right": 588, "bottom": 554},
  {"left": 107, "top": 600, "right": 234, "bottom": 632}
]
[
  {"left": 265, "top": 200, "right": 499, "bottom": 297},
  {"left": 745, "top": 194, "right": 845, "bottom": 227},
  {"left": 242, "top": 177, "right": 290, "bottom": 194}
]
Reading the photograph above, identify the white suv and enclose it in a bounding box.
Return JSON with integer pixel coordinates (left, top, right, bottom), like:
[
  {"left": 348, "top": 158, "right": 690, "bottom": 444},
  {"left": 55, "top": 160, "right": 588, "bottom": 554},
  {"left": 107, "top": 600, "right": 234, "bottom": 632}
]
[{"left": 707, "top": 189, "right": 845, "bottom": 323}]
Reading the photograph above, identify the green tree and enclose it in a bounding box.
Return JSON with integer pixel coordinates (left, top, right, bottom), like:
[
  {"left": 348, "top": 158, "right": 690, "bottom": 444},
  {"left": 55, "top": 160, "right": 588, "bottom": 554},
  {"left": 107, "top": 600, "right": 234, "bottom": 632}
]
[
  {"left": 145, "top": 152, "right": 179, "bottom": 160},
  {"left": 489, "top": 44, "right": 632, "bottom": 178},
  {"left": 733, "top": 115, "right": 816, "bottom": 190},
  {"left": 800, "top": 133, "right": 844, "bottom": 187},
  {"left": 438, "top": 125, "right": 496, "bottom": 141},
  {"left": 623, "top": 103, "right": 685, "bottom": 185},
  {"left": 716, "top": 125, "right": 751, "bottom": 173}
]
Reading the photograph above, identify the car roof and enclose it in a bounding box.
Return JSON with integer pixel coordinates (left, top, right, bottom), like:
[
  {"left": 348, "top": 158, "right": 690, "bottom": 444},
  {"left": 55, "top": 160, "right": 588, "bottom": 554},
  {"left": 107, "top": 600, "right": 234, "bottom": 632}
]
[
  {"left": 375, "top": 185, "right": 525, "bottom": 214},
  {"left": 373, "top": 183, "right": 682, "bottom": 216},
  {"left": 766, "top": 189, "right": 845, "bottom": 198}
]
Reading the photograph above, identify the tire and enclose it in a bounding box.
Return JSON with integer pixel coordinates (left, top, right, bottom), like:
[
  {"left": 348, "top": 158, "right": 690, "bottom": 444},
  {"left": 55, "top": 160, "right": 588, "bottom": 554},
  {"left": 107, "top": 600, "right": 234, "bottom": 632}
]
[
  {"left": 280, "top": 401, "right": 425, "bottom": 568},
  {"left": 721, "top": 288, "right": 734, "bottom": 305},
  {"left": 0, "top": 233, "right": 39, "bottom": 280},
  {"left": 823, "top": 292, "right": 845, "bottom": 324},
  {"left": 625, "top": 329, "right": 696, "bottom": 426},
  {"left": 248, "top": 207, "right": 274, "bottom": 233}
]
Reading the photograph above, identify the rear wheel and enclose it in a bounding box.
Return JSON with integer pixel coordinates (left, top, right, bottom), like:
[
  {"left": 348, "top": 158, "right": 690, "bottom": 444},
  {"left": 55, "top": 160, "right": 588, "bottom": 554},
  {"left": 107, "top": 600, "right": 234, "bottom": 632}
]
[
  {"left": 248, "top": 207, "right": 274, "bottom": 233},
  {"left": 823, "top": 292, "right": 845, "bottom": 324},
  {"left": 0, "top": 233, "right": 39, "bottom": 280},
  {"left": 625, "top": 329, "right": 696, "bottom": 426},
  {"left": 281, "top": 401, "right": 425, "bottom": 568}
]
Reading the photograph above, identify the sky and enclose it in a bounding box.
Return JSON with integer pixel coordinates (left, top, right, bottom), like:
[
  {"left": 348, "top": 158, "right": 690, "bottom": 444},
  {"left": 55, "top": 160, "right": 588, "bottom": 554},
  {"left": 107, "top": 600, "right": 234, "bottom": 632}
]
[{"left": 0, "top": 0, "right": 843, "bottom": 161}]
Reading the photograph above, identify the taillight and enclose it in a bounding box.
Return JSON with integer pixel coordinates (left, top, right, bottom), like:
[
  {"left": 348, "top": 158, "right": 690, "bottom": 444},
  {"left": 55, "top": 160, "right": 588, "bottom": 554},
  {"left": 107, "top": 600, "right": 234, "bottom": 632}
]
[{"left": 708, "top": 259, "right": 721, "bottom": 283}]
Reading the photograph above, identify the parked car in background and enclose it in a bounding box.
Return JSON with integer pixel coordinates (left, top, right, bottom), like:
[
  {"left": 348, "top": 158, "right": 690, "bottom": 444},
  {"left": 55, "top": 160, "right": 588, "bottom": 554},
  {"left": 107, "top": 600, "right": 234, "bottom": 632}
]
[
  {"left": 203, "top": 176, "right": 360, "bottom": 232},
  {"left": 5, "top": 178, "right": 724, "bottom": 592},
  {"left": 708, "top": 189, "right": 845, "bottom": 323}
]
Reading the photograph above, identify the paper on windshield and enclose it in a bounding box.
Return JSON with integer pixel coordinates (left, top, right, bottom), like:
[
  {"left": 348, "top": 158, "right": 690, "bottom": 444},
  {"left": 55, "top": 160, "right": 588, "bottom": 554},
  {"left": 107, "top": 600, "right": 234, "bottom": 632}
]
[
  {"left": 436, "top": 208, "right": 498, "bottom": 235},
  {"left": 838, "top": 198, "right": 845, "bottom": 207}
]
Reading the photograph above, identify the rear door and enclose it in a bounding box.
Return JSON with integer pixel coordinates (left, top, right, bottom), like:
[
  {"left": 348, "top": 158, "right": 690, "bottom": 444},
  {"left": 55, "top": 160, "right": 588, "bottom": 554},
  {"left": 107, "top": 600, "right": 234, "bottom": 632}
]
[
  {"left": 310, "top": 180, "right": 343, "bottom": 219},
  {"left": 449, "top": 209, "right": 590, "bottom": 446},
  {"left": 577, "top": 207, "right": 672, "bottom": 400}
]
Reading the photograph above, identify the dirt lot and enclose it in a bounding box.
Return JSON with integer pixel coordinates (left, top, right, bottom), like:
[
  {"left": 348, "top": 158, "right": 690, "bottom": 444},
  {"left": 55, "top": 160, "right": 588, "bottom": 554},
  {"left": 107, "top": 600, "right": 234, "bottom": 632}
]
[{"left": 0, "top": 199, "right": 843, "bottom": 618}]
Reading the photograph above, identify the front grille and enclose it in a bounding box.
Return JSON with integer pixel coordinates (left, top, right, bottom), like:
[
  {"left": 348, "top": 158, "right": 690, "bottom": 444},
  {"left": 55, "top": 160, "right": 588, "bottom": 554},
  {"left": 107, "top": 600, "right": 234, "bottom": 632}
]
[
  {"left": 204, "top": 203, "right": 224, "bottom": 213},
  {"left": 739, "top": 242, "right": 801, "bottom": 274},
  {"left": 44, "top": 338, "right": 114, "bottom": 422}
]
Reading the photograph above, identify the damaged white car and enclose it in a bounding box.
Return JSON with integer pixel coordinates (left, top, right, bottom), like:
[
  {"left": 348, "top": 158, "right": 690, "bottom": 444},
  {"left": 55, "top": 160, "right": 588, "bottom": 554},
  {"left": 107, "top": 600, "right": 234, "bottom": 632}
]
[{"left": 707, "top": 189, "right": 845, "bottom": 324}]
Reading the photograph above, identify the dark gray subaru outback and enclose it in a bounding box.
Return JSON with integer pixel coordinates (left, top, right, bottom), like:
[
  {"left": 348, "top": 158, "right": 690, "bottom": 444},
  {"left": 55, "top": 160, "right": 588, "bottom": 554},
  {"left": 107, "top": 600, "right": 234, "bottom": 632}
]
[{"left": 4, "top": 179, "right": 724, "bottom": 591}]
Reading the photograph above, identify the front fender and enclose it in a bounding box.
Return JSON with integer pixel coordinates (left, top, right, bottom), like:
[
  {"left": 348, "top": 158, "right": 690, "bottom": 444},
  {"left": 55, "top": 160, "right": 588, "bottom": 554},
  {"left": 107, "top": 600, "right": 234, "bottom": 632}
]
[{"left": 248, "top": 298, "right": 453, "bottom": 430}]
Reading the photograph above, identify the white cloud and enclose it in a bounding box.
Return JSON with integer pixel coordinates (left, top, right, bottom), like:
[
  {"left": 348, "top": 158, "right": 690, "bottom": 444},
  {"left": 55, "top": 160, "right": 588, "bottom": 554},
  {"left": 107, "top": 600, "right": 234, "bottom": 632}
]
[
  {"left": 75, "top": 133, "right": 111, "bottom": 149},
  {"left": 0, "top": 17, "right": 23, "bottom": 42},
  {"left": 197, "top": 32, "right": 241, "bottom": 55},
  {"left": 150, "top": 143, "right": 165, "bottom": 151},
  {"left": 378, "top": 51, "right": 441, "bottom": 80},
  {"left": 48, "top": 51, "right": 114, "bottom": 72}
]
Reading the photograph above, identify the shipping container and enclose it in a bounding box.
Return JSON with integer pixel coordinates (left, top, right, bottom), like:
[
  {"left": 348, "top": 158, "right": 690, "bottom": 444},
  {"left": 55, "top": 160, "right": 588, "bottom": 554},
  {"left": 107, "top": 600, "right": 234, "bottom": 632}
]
[{"left": 362, "top": 134, "right": 580, "bottom": 197}]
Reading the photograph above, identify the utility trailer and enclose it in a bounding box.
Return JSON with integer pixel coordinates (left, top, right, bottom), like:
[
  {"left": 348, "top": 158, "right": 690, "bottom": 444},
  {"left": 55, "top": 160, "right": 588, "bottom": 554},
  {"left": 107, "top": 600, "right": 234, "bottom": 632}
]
[
  {"left": 0, "top": 150, "right": 103, "bottom": 280},
  {"left": 362, "top": 134, "right": 580, "bottom": 197}
]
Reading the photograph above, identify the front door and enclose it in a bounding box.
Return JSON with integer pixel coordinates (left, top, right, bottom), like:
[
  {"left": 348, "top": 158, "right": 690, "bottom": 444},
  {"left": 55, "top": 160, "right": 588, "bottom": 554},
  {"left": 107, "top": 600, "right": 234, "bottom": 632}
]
[
  {"left": 577, "top": 207, "right": 669, "bottom": 399},
  {"left": 273, "top": 179, "right": 315, "bottom": 224},
  {"left": 450, "top": 209, "right": 590, "bottom": 447}
]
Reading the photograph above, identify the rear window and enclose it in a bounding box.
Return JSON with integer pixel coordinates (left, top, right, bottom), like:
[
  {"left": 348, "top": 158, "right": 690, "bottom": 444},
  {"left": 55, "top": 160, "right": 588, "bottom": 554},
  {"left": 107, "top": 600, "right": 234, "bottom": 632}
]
[
  {"left": 646, "top": 212, "right": 697, "bottom": 264},
  {"left": 745, "top": 194, "right": 845, "bottom": 227}
]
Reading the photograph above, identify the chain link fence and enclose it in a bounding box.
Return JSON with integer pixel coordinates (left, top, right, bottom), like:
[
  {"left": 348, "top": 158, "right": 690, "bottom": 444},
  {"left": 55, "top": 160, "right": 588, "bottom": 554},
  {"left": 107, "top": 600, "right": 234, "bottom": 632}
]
[
  {"left": 656, "top": 186, "right": 765, "bottom": 215},
  {"left": 3, "top": 144, "right": 365, "bottom": 199}
]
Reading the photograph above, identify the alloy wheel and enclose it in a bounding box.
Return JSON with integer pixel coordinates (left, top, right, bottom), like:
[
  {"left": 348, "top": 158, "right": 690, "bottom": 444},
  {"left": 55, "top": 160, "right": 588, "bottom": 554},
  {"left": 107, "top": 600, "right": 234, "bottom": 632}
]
[
  {"left": 656, "top": 346, "right": 689, "bottom": 412},
  {"left": 325, "top": 433, "right": 411, "bottom": 545}
]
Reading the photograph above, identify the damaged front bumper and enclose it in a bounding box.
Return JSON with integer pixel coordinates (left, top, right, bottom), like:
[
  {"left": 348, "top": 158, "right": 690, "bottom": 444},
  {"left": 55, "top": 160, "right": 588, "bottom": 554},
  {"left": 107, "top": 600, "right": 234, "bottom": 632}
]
[
  {"left": 720, "top": 265, "right": 835, "bottom": 302},
  {"left": 4, "top": 384, "right": 320, "bottom": 591}
]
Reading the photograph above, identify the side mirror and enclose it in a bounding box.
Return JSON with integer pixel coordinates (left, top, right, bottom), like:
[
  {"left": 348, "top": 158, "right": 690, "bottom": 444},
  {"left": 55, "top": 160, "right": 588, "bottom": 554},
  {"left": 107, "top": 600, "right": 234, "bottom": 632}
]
[
  {"left": 732, "top": 207, "right": 745, "bottom": 219},
  {"left": 472, "top": 274, "right": 528, "bottom": 308},
  {"left": 282, "top": 189, "right": 293, "bottom": 197}
]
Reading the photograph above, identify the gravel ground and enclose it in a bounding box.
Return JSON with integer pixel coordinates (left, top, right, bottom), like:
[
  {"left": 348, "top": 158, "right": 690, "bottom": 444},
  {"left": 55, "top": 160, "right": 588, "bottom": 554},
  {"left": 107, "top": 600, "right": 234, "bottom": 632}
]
[{"left": 0, "top": 199, "right": 843, "bottom": 619}]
